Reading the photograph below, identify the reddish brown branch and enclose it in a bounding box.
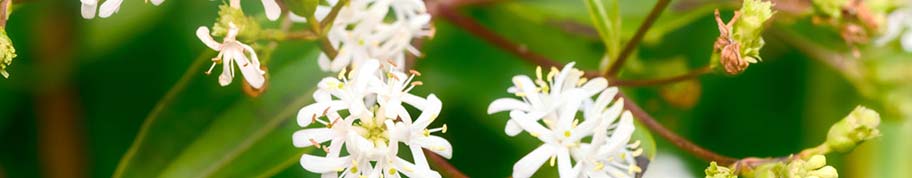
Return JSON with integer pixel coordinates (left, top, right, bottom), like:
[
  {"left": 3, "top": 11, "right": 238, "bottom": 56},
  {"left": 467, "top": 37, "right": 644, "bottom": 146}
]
[
  {"left": 617, "top": 92, "right": 739, "bottom": 165},
  {"left": 436, "top": 5, "right": 564, "bottom": 68},
  {"left": 605, "top": 0, "right": 671, "bottom": 77},
  {"left": 424, "top": 149, "right": 469, "bottom": 178},
  {"left": 612, "top": 66, "right": 712, "bottom": 87}
]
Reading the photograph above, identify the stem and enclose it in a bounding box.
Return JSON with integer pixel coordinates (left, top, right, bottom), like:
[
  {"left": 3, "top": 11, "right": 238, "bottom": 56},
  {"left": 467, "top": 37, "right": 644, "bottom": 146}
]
[
  {"left": 605, "top": 0, "right": 671, "bottom": 77},
  {"left": 618, "top": 92, "right": 739, "bottom": 165},
  {"left": 436, "top": 5, "right": 564, "bottom": 68},
  {"left": 0, "top": 0, "right": 9, "bottom": 27},
  {"left": 113, "top": 51, "right": 214, "bottom": 178},
  {"left": 612, "top": 66, "right": 712, "bottom": 87},
  {"left": 320, "top": 0, "right": 349, "bottom": 28},
  {"left": 424, "top": 149, "right": 469, "bottom": 178}
]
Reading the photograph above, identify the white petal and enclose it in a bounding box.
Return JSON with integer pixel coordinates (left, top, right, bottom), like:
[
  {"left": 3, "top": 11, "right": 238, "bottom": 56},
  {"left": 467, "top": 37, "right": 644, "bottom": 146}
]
[
  {"left": 513, "top": 145, "right": 556, "bottom": 178},
  {"left": 488, "top": 98, "right": 531, "bottom": 114},
  {"left": 300, "top": 154, "right": 349, "bottom": 173},
  {"left": 512, "top": 75, "right": 542, "bottom": 106},
  {"left": 81, "top": 2, "right": 98, "bottom": 19},
  {"left": 317, "top": 53, "right": 333, "bottom": 71},
  {"left": 505, "top": 119, "right": 523, "bottom": 136},
  {"left": 508, "top": 111, "right": 552, "bottom": 138},
  {"left": 150, "top": 0, "right": 165, "bottom": 5},
  {"left": 195, "top": 27, "right": 221, "bottom": 50},
  {"left": 557, "top": 148, "right": 576, "bottom": 178},
  {"left": 901, "top": 32, "right": 912, "bottom": 52},
  {"left": 238, "top": 45, "right": 266, "bottom": 88},
  {"left": 297, "top": 103, "right": 331, "bottom": 126},
  {"left": 261, "top": 0, "right": 281, "bottom": 21},
  {"left": 581, "top": 77, "right": 608, "bottom": 96},
  {"left": 415, "top": 135, "right": 452, "bottom": 159},
  {"left": 98, "top": 0, "right": 123, "bottom": 18},
  {"left": 218, "top": 54, "right": 235, "bottom": 86},
  {"left": 598, "top": 111, "right": 635, "bottom": 157},
  {"left": 396, "top": 157, "right": 441, "bottom": 178},
  {"left": 551, "top": 62, "right": 576, "bottom": 93},
  {"left": 292, "top": 128, "right": 334, "bottom": 147},
  {"left": 412, "top": 94, "right": 442, "bottom": 129}
]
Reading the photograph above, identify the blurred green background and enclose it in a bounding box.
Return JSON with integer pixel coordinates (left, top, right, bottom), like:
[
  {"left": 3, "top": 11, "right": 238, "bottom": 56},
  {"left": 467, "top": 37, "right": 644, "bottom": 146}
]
[{"left": 0, "top": 0, "right": 909, "bottom": 177}]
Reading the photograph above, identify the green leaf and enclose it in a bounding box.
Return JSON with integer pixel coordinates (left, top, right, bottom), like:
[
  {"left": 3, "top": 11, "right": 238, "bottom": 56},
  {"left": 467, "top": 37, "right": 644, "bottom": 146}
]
[
  {"left": 632, "top": 119, "right": 657, "bottom": 160},
  {"left": 113, "top": 44, "right": 325, "bottom": 178},
  {"left": 583, "top": 0, "right": 622, "bottom": 73}
]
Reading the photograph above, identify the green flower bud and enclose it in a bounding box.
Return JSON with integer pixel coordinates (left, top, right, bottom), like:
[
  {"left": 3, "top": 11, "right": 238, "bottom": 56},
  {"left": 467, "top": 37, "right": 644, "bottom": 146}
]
[
  {"left": 786, "top": 155, "right": 839, "bottom": 178},
  {"left": 733, "top": 0, "right": 774, "bottom": 63},
  {"left": 812, "top": 0, "right": 848, "bottom": 19},
  {"left": 705, "top": 162, "right": 738, "bottom": 178},
  {"left": 211, "top": 5, "right": 262, "bottom": 42},
  {"left": 0, "top": 28, "right": 15, "bottom": 79},
  {"left": 825, "top": 105, "right": 881, "bottom": 152}
]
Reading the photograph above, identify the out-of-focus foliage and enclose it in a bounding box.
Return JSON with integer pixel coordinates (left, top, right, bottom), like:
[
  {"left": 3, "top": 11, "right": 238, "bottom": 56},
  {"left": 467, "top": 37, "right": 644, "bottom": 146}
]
[{"left": 0, "top": 0, "right": 909, "bottom": 178}]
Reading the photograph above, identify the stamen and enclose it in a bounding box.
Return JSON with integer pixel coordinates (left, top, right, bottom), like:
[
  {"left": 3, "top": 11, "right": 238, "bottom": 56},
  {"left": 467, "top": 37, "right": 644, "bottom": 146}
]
[
  {"left": 338, "top": 68, "right": 347, "bottom": 80},
  {"left": 549, "top": 155, "right": 557, "bottom": 167},
  {"left": 205, "top": 62, "right": 218, "bottom": 75},
  {"left": 409, "top": 69, "right": 422, "bottom": 76},
  {"left": 593, "top": 161, "right": 605, "bottom": 171},
  {"left": 628, "top": 140, "right": 641, "bottom": 149},
  {"left": 632, "top": 148, "right": 644, "bottom": 157},
  {"left": 411, "top": 81, "right": 423, "bottom": 86},
  {"left": 563, "top": 130, "right": 571, "bottom": 138},
  {"left": 577, "top": 77, "right": 588, "bottom": 87},
  {"left": 309, "top": 139, "right": 321, "bottom": 148},
  {"left": 628, "top": 165, "right": 642, "bottom": 174}
]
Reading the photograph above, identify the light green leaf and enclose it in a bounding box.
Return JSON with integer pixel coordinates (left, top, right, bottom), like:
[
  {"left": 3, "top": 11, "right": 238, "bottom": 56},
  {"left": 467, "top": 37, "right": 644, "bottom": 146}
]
[
  {"left": 113, "top": 44, "right": 325, "bottom": 178},
  {"left": 583, "top": 0, "right": 622, "bottom": 73}
]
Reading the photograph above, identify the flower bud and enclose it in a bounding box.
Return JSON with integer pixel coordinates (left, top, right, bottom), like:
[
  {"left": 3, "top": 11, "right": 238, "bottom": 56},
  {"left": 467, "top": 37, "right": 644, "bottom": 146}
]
[
  {"left": 733, "top": 0, "right": 773, "bottom": 64},
  {"left": 0, "top": 28, "right": 15, "bottom": 78},
  {"left": 786, "top": 155, "right": 839, "bottom": 178},
  {"left": 705, "top": 162, "right": 738, "bottom": 178},
  {"left": 211, "top": 5, "right": 262, "bottom": 41},
  {"left": 825, "top": 105, "right": 881, "bottom": 152}
]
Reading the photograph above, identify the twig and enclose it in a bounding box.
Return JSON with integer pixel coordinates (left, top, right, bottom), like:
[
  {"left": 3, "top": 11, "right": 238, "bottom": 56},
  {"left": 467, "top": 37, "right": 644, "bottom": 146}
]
[
  {"left": 612, "top": 66, "right": 712, "bottom": 87},
  {"left": 424, "top": 149, "right": 469, "bottom": 178},
  {"left": 605, "top": 0, "right": 671, "bottom": 77},
  {"left": 320, "top": 0, "right": 350, "bottom": 28},
  {"left": 617, "top": 92, "right": 739, "bottom": 165},
  {"left": 0, "top": 0, "right": 9, "bottom": 27},
  {"left": 436, "top": 5, "right": 564, "bottom": 68}
]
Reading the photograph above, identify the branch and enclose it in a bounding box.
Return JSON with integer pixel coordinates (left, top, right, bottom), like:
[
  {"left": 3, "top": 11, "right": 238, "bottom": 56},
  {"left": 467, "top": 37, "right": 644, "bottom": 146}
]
[
  {"left": 320, "top": 0, "right": 350, "bottom": 28},
  {"left": 0, "top": 0, "right": 9, "bottom": 27},
  {"left": 436, "top": 5, "right": 564, "bottom": 68},
  {"left": 424, "top": 149, "right": 469, "bottom": 178},
  {"left": 605, "top": 0, "right": 671, "bottom": 77},
  {"left": 612, "top": 66, "right": 712, "bottom": 87},
  {"left": 617, "top": 92, "right": 739, "bottom": 165}
]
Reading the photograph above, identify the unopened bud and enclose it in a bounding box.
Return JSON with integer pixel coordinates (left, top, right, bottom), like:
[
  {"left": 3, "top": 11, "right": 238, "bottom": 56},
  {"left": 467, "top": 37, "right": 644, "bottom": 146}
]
[
  {"left": 0, "top": 28, "right": 15, "bottom": 78},
  {"left": 212, "top": 5, "right": 262, "bottom": 41},
  {"left": 786, "top": 155, "right": 838, "bottom": 178},
  {"left": 733, "top": 0, "right": 773, "bottom": 64},
  {"left": 825, "top": 105, "right": 881, "bottom": 152},
  {"left": 705, "top": 162, "right": 738, "bottom": 178}
]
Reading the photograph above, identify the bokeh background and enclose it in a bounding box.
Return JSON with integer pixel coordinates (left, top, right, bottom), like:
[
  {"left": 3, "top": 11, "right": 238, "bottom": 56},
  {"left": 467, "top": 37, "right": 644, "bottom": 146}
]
[{"left": 0, "top": 0, "right": 910, "bottom": 177}]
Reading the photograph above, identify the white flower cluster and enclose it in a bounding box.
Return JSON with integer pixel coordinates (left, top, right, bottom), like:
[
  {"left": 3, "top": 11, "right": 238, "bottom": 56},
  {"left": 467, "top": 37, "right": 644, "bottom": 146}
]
[
  {"left": 292, "top": 0, "right": 433, "bottom": 72},
  {"left": 293, "top": 60, "right": 451, "bottom": 178},
  {"left": 488, "top": 62, "right": 642, "bottom": 178}
]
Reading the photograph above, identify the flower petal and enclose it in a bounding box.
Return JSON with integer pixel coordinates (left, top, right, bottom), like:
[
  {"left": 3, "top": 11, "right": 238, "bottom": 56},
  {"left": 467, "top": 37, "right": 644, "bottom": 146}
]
[
  {"left": 488, "top": 98, "right": 531, "bottom": 114},
  {"left": 237, "top": 45, "right": 266, "bottom": 88},
  {"left": 396, "top": 157, "right": 441, "bottom": 178},
  {"left": 556, "top": 147, "right": 576, "bottom": 178},
  {"left": 81, "top": 1, "right": 98, "bottom": 19},
  {"left": 195, "top": 27, "right": 221, "bottom": 50},
  {"left": 218, "top": 54, "right": 235, "bottom": 86},
  {"left": 412, "top": 94, "right": 441, "bottom": 129},
  {"left": 292, "top": 128, "right": 334, "bottom": 147},
  {"left": 261, "top": 0, "right": 281, "bottom": 21},
  {"left": 415, "top": 135, "right": 452, "bottom": 159},
  {"left": 150, "top": 0, "right": 165, "bottom": 6},
  {"left": 513, "top": 145, "right": 556, "bottom": 178},
  {"left": 508, "top": 111, "right": 552, "bottom": 138},
  {"left": 505, "top": 119, "right": 523, "bottom": 136},
  {"left": 300, "top": 154, "right": 348, "bottom": 173},
  {"left": 98, "top": 0, "right": 123, "bottom": 18}
]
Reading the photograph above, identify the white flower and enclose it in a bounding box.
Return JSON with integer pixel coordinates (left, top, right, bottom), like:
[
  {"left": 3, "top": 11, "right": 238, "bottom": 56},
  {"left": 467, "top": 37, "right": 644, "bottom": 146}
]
[
  {"left": 488, "top": 62, "right": 639, "bottom": 178},
  {"left": 294, "top": 60, "right": 449, "bottom": 178},
  {"left": 572, "top": 111, "right": 642, "bottom": 178},
  {"left": 304, "top": 0, "right": 433, "bottom": 72},
  {"left": 876, "top": 7, "right": 912, "bottom": 51},
  {"left": 488, "top": 62, "right": 608, "bottom": 136},
  {"left": 80, "top": 0, "right": 164, "bottom": 19},
  {"left": 196, "top": 23, "right": 266, "bottom": 89}
]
